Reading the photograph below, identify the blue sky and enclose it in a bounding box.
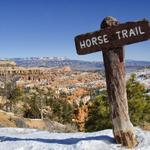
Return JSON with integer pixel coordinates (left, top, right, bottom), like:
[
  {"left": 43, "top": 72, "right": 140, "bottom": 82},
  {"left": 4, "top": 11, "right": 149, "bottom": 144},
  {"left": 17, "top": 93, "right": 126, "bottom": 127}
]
[{"left": 0, "top": 0, "right": 149, "bottom": 61}]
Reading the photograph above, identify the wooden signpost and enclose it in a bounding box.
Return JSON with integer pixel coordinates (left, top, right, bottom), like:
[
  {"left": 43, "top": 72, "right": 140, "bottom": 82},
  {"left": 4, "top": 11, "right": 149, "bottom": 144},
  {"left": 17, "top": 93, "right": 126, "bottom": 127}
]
[{"left": 74, "top": 16, "right": 150, "bottom": 148}]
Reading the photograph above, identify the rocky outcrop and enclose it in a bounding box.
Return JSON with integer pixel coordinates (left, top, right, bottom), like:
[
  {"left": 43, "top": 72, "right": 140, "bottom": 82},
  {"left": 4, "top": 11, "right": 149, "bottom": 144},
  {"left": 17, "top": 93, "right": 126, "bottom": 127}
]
[
  {"left": 0, "top": 63, "right": 105, "bottom": 131},
  {"left": 0, "top": 65, "right": 73, "bottom": 87},
  {"left": 73, "top": 104, "right": 89, "bottom": 131},
  {"left": 0, "top": 60, "right": 16, "bottom": 67}
]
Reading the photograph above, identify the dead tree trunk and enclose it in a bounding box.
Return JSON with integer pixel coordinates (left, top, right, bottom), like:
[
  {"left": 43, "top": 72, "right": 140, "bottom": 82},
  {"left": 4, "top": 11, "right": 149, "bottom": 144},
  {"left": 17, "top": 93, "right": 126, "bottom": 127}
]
[{"left": 101, "top": 16, "right": 137, "bottom": 148}]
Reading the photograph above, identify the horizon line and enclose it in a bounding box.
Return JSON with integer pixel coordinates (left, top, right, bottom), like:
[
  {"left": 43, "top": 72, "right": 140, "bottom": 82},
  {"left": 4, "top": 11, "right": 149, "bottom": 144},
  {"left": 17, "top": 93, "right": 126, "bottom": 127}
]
[{"left": 0, "top": 57, "right": 150, "bottom": 62}]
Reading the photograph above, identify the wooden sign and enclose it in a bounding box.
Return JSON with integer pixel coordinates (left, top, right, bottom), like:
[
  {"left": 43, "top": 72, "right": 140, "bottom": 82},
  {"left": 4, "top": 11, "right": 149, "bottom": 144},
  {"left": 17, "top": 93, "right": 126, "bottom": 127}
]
[
  {"left": 74, "top": 17, "right": 150, "bottom": 148},
  {"left": 75, "top": 20, "right": 150, "bottom": 55}
]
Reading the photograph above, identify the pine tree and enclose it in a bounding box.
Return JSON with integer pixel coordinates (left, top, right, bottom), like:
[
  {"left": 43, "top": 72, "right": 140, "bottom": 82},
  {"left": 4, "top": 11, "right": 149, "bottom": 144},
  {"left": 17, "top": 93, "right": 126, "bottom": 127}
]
[
  {"left": 85, "top": 74, "right": 150, "bottom": 131},
  {"left": 85, "top": 91, "right": 112, "bottom": 132},
  {"left": 127, "top": 74, "right": 150, "bottom": 125}
]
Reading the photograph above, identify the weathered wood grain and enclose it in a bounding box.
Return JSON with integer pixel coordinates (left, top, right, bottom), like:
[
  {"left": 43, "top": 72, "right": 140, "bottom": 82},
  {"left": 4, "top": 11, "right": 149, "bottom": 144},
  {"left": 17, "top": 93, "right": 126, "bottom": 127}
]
[{"left": 101, "top": 16, "right": 137, "bottom": 148}]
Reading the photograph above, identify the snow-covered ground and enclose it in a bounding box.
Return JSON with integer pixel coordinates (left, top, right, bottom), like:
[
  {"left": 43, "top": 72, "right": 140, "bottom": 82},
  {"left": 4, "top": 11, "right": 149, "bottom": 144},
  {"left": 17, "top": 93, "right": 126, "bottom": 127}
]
[{"left": 0, "top": 127, "right": 149, "bottom": 150}]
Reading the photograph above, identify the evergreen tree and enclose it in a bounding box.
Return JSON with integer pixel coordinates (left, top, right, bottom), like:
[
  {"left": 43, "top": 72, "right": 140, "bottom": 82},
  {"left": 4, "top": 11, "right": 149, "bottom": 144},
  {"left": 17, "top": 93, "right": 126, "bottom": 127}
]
[
  {"left": 0, "top": 82, "right": 23, "bottom": 112},
  {"left": 85, "top": 92, "right": 112, "bottom": 132},
  {"left": 127, "top": 74, "right": 150, "bottom": 125},
  {"left": 85, "top": 74, "right": 150, "bottom": 131},
  {"left": 29, "top": 95, "right": 41, "bottom": 118}
]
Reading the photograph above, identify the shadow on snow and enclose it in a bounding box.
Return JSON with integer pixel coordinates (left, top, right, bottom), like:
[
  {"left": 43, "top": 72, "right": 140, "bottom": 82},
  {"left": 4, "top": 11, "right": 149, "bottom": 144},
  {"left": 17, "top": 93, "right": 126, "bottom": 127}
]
[{"left": 0, "top": 135, "right": 116, "bottom": 145}]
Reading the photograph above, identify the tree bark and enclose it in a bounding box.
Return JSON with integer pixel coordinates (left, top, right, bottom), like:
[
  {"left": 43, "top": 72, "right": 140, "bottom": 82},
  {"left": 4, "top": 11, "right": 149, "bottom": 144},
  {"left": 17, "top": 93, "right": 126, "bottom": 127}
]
[{"left": 101, "top": 16, "right": 137, "bottom": 148}]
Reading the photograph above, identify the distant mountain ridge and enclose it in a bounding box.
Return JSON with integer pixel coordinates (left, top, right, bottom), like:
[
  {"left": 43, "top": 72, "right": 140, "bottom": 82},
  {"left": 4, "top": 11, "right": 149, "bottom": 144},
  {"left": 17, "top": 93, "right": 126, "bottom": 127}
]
[{"left": 0, "top": 57, "right": 150, "bottom": 71}]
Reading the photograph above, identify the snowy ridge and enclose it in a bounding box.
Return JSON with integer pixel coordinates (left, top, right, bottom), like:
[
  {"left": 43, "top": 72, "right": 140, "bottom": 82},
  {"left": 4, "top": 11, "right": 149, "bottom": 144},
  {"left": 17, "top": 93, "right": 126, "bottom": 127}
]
[{"left": 0, "top": 128, "right": 149, "bottom": 150}]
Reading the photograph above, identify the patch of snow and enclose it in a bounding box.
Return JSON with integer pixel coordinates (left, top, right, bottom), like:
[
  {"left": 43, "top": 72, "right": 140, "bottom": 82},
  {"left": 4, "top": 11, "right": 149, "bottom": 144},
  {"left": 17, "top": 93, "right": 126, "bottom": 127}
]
[{"left": 0, "top": 127, "right": 149, "bottom": 150}]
